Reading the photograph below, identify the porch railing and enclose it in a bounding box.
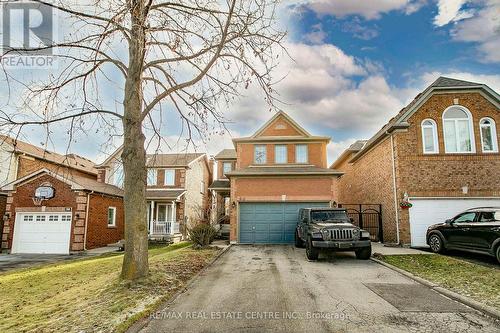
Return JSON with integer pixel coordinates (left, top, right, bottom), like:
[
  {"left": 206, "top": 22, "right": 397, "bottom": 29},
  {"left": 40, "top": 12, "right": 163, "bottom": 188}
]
[{"left": 150, "top": 221, "right": 180, "bottom": 235}]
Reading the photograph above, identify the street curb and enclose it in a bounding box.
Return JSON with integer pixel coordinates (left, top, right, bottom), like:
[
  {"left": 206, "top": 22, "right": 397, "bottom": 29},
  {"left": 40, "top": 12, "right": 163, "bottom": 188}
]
[
  {"left": 371, "top": 257, "right": 500, "bottom": 320},
  {"left": 126, "top": 244, "right": 232, "bottom": 333}
]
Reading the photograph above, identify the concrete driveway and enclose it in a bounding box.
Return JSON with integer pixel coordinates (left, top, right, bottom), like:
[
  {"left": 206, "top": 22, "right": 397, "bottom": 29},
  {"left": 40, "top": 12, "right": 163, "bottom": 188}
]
[
  {"left": 139, "top": 245, "right": 499, "bottom": 333},
  {"left": 0, "top": 253, "right": 79, "bottom": 272}
]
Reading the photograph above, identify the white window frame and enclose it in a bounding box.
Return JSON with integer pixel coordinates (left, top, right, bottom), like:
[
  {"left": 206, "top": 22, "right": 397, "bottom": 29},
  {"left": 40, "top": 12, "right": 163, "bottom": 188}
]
[
  {"left": 274, "top": 145, "right": 287, "bottom": 164},
  {"left": 442, "top": 105, "right": 476, "bottom": 154},
  {"left": 222, "top": 162, "right": 232, "bottom": 176},
  {"left": 147, "top": 169, "right": 157, "bottom": 186},
  {"left": 479, "top": 117, "right": 498, "bottom": 153},
  {"left": 254, "top": 145, "right": 267, "bottom": 164},
  {"left": 108, "top": 207, "right": 116, "bottom": 227},
  {"left": 200, "top": 180, "right": 205, "bottom": 194},
  {"left": 164, "top": 169, "right": 175, "bottom": 186},
  {"left": 421, "top": 119, "right": 439, "bottom": 154},
  {"left": 295, "top": 144, "right": 308, "bottom": 163}
]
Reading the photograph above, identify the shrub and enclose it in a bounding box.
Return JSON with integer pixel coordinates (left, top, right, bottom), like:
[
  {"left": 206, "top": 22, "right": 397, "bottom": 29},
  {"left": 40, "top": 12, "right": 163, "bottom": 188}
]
[{"left": 188, "top": 223, "right": 217, "bottom": 248}]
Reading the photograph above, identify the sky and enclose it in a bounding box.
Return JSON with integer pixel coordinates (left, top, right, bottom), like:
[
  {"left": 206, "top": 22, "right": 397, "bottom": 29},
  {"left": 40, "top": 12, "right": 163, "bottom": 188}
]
[{"left": 1, "top": 0, "right": 500, "bottom": 165}]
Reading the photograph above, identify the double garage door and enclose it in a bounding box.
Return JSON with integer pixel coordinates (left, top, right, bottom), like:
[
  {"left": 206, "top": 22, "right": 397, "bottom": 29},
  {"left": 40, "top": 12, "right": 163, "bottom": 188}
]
[
  {"left": 239, "top": 202, "right": 329, "bottom": 244},
  {"left": 409, "top": 198, "right": 500, "bottom": 247},
  {"left": 12, "top": 212, "right": 73, "bottom": 254}
]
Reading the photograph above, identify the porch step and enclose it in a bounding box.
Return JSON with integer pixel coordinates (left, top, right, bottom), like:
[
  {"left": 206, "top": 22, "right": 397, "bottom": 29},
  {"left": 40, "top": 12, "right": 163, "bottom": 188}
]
[{"left": 149, "top": 233, "right": 183, "bottom": 245}]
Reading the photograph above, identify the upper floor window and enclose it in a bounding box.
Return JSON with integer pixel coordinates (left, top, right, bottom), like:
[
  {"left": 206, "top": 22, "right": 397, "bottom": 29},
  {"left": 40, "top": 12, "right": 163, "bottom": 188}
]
[
  {"left": 112, "top": 163, "right": 124, "bottom": 187},
  {"left": 254, "top": 145, "right": 267, "bottom": 164},
  {"left": 147, "top": 169, "right": 157, "bottom": 186},
  {"left": 275, "top": 145, "right": 287, "bottom": 164},
  {"left": 421, "top": 119, "right": 438, "bottom": 154},
  {"left": 295, "top": 144, "right": 308, "bottom": 163},
  {"left": 164, "top": 169, "right": 175, "bottom": 186},
  {"left": 222, "top": 162, "right": 232, "bottom": 175},
  {"left": 442, "top": 106, "right": 475, "bottom": 153},
  {"left": 479, "top": 117, "right": 498, "bottom": 153}
]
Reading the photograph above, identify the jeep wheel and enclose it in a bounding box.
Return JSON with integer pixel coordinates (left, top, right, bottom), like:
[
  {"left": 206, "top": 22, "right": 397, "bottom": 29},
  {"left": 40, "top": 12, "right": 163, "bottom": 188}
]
[
  {"left": 355, "top": 245, "right": 371, "bottom": 260},
  {"left": 295, "top": 231, "right": 304, "bottom": 248},
  {"left": 495, "top": 245, "right": 500, "bottom": 265},
  {"left": 305, "top": 237, "right": 319, "bottom": 261},
  {"left": 428, "top": 234, "right": 444, "bottom": 253}
]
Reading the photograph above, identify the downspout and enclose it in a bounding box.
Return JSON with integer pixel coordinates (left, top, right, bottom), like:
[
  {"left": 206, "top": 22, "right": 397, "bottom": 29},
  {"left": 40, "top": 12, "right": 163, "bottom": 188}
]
[
  {"left": 83, "top": 191, "right": 93, "bottom": 251},
  {"left": 390, "top": 134, "right": 400, "bottom": 244}
]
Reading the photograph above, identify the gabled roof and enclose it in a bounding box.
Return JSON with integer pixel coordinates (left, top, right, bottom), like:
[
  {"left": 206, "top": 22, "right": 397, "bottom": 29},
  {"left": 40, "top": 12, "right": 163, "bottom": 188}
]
[
  {"left": 1, "top": 168, "right": 123, "bottom": 197},
  {"left": 0, "top": 135, "right": 97, "bottom": 175},
  {"left": 252, "top": 111, "right": 311, "bottom": 137},
  {"left": 330, "top": 140, "right": 367, "bottom": 169},
  {"left": 214, "top": 149, "right": 236, "bottom": 160},
  {"left": 349, "top": 76, "right": 499, "bottom": 163},
  {"left": 146, "top": 153, "right": 206, "bottom": 167},
  {"left": 233, "top": 111, "right": 330, "bottom": 144}
]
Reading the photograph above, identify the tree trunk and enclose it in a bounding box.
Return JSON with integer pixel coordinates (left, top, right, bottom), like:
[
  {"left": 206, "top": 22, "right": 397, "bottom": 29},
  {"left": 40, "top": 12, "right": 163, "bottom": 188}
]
[{"left": 121, "top": 1, "right": 148, "bottom": 280}]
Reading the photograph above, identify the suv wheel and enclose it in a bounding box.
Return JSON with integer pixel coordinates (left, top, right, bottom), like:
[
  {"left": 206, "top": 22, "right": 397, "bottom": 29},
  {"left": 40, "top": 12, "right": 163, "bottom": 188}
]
[
  {"left": 305, "top": 237, "right": 319, "bottom": 261},
  {"left": 355, "top": 245, "right": 372, "bottom": 260},
  {"left": 428, "top": 234, "right": 444, "bottom": 253},
  {"left": 294, "top": 231, "right": 304, "bottom": 248},
  {"left": 496, "top": 245, "right": 500, "bottom": 265}
]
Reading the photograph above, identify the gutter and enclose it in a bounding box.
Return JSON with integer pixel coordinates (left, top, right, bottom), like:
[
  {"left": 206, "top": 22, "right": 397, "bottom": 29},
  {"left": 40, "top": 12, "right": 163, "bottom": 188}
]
[
  {"left": 390, "top": 134, "right": 400, "bottom": 244},
  {"left": 83, "top": 191, "right": 94, "bottom": 251}
]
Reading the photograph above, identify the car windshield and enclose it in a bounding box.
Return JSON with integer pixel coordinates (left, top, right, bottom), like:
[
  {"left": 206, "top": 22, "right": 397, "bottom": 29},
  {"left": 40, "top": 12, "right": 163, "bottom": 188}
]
[{"left": 311, "top": 211, "right": 349, "bottom": 223}]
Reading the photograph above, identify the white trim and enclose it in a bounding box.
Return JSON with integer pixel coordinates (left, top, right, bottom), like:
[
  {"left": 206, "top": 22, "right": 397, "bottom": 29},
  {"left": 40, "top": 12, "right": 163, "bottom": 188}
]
[
  {"left": 479, "top": 117, "right": 499, "bottom": 153},
  {"left": 187, "top": 153, "right": 207, "bottom": 167},
  {"left": 442, "top": 105, "right": 476, "bottom": 154},
  {"left": 251, "top": 111, "right": 312, "bottom": 138},
  {"left": 295, "top": 144, "right": 308, "bottom": 163},
  {"left": 421, "top": 119, "right": 439, "bottom": 154},
  {"left": 164, "top": 169, "right": 175, "bottom": 186},
  {"left": 107, "top": 206, "right": 116, "bottom": 227},
  {"left": 1, "top": 168, "right": 82, "bottom": 191},
  {"left": 274, "top": 144, "right": 287, "bottom": 164}
]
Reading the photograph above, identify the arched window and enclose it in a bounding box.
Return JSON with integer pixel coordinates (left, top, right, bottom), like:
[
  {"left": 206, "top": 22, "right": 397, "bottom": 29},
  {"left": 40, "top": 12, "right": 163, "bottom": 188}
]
[
  {"left": 421, "top": 119, "right": 438, "bottom": 154},
  {"left": 442, "top": 106, "right": 475, "bottom": 153},
  {"left": 479, "top": 117, "right": 498, "bottom": 153}
]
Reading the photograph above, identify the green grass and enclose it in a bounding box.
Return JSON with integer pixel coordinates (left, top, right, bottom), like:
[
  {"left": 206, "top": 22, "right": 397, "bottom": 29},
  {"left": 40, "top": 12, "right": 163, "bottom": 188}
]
[
  {"left": 0, "top": 242, "right": 220, "bottom": 333},
  {"left": 379, "top": 254, "right": 500, "bottom": 310}
]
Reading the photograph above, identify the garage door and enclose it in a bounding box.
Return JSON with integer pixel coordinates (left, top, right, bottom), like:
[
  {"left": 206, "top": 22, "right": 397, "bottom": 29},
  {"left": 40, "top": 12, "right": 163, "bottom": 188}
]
[
  {"left": 239, "top": 202, "right": 329, "bottom": 244},
  {"left": 409, "top": 198, "right": 500, "bottom": 247},
  {"left": 12, "top": 212, "right": 73, "bottom": 254}
]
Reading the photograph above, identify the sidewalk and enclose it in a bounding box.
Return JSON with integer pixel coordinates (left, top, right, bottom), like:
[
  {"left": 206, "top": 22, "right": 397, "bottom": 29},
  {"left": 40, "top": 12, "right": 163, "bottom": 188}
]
[{"left": 371, "top": 242, "right": 431, "bottom": 255}]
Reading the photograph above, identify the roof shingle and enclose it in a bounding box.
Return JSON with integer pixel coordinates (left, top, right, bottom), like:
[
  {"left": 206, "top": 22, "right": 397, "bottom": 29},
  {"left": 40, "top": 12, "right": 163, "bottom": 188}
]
[{"left": 146, "top": 153, "right": 205, "bottom": 167}]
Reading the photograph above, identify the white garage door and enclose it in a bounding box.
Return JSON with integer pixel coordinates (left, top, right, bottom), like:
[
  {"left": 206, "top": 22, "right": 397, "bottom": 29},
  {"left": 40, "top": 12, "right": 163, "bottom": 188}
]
[
  {"left": 409, "top": 198, "right": 500, "bottom": 247},
  {"left": 12, "top": 212, "right": 73, "bottom": 254}
]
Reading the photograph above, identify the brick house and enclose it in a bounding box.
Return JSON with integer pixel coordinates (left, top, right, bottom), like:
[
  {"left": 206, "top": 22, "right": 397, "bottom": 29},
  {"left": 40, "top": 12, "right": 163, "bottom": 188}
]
[
  {"left": 223, "top": 111, "right": 342, "bottom": 244},
  {"left": 332, "top": 77, "right": 500, "bottom": 247},
  {"left": 0, "top": 136, "right": 124, "bottom": 254},
  {"left": 96, "top": 150, "right": 212, "bottom": 239}
]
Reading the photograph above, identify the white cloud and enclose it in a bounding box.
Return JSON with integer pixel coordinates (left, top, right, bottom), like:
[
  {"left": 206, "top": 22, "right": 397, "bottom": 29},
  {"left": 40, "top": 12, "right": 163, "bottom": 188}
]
[
  {"left": 327, "top": 138, "right": 357, "bottom": 165},
  {"left": 420, "top": 71, "right": 500, "bottom": 92},
  {"left": 433, "top": 0, "right": 473, "bottom": 27},
  {"left": 304, "top": 23, "right": 327, "bottom": 44},
  {"left": 292, "top": 0, "right": 425, "bottom": 20},
  {"left": 450, "top": 0, "right": 500, "bottom": 63}
]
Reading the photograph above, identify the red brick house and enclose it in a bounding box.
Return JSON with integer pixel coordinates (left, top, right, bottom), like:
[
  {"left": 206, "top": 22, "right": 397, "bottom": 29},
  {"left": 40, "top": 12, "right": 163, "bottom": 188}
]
[
  {"left": 0, "top": 136, "right": 124, "bottom": 254},
  {"left": 332, "top": 77, "right": 500, "bottom": 247},
  {"left": 96, "top": 150, "right": 212, "bottom": 240},
  {"left": 224, "top": 111, "right": 342, "bottom": 243}
]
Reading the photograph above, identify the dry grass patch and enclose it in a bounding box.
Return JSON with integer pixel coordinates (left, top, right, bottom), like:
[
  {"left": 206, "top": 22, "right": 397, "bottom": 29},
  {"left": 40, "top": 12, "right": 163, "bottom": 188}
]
[
  {"left": 380, "top": 254, "right": 500, "bottom": 310},
  {"left": 0, "top": 242, "right": 220, "bottom": 332}
]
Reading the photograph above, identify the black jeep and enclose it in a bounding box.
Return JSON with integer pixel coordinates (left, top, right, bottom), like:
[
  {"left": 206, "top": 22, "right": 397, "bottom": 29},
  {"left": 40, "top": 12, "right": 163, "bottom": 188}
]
[{"left": 295, "top": 208, "right": 372, "bottom": 260}]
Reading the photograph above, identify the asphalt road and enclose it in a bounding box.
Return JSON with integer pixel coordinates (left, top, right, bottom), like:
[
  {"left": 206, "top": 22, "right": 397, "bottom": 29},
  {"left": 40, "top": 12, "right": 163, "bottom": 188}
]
[{"left": 139, "top": 245, "right": 499, "bottom": 333}]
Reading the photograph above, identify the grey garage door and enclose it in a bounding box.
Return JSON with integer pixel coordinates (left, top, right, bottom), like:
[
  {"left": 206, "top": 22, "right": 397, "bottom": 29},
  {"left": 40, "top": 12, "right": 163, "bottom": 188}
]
[{"left": 239, "top": 202, "right": 329, "bottom": 244}]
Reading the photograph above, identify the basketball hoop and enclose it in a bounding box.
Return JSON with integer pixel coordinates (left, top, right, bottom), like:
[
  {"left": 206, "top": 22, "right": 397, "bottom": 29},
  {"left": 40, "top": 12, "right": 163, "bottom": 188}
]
[{"left": 32, "top": 197, "right": 44, "bottom": 206}]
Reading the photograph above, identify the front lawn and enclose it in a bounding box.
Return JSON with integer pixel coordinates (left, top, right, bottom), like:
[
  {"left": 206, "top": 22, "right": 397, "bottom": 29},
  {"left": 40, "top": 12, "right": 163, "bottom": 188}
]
[
  {"left": 0, "top": 242, "right": 219, "bottom": 333},
  {"left": 379, "top": 254, "right": 500, "bottom": 310}
]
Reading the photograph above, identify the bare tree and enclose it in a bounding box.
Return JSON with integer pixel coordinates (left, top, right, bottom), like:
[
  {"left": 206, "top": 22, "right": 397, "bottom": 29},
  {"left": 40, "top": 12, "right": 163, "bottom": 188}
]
[{"left": 0, "top": 0, "right": 285, "bottom": 280}]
